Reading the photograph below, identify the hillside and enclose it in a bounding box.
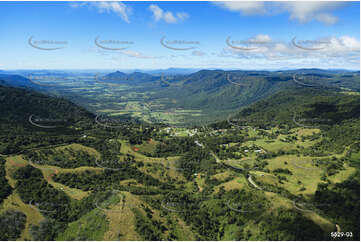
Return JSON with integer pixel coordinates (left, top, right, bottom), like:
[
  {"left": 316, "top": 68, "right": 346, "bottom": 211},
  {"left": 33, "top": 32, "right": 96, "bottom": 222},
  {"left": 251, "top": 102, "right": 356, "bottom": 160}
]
[
  {"left": 152, "top": 70, "right": 292, "bottom": 111},
  {"left": 99, "top": 71, "right": 158, "bottom": 85},
  {"left": 0, "top": 82, "right": 359, "bottom": 240},
  {"left": 0, "top": 84, "right": 94, "bottom": 154},
  {"left": 3, "top": 69, "right": 359, "bottom": 127},
  {"left": 146, "top": 69, "right": 359, "bottom": 124},
  {"left": 0, "top": 74, "right": 38, "bottom": 88},
  {"left": 211, "top": 87, "right": 360, "bottom": 154},
  {"left": 230, "top": 87, "right": 359, "bottom": 128}
]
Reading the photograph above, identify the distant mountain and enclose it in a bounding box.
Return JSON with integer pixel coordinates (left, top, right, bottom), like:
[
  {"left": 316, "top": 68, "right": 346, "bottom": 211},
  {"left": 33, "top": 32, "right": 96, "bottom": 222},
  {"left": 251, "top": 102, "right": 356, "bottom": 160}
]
[
  {"left": 151, "top": 70, "right": 294, "bottom": 112},
  {"left": 128, "top": 72, "right": 155, "bottom": 82},
  {"left": 99, "top": 71, "right": 158, "bottom": 84},
  {"left": 0, "top": 74, "right": 38, "bottom": 88},
  {"left": 144, "top": 68, "right": 200, "bottom": 75},
  {"left": 103, "top": 70, "right": 128, "bottom": 80},
  {"left": 143, "top": 69, "right": 359, "bottom": 124},
  {"left": 1, "top": 68, "right": 358, "bottom": 126},
  {"left": 283, "top": 68, "right": 360, "bottom": 76},
  {"left": 283, "top": 69, "right": 359, "bottom": 91}
]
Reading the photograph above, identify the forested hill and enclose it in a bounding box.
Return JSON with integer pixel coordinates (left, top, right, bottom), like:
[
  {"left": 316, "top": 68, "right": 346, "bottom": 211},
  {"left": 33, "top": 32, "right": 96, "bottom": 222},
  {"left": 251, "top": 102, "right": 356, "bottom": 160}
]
[
  {"left": 100, "top": 71, "right": 158, "bottom": 84},
  {"left": 213, "top": 87, "right": 360, "bottom": 154},
  {"left": 0, "top": 84, "right": 94, "bottom": 128},
  {"left": 0, "top": 74, "right": 38, "bottom": 88},
  {"left": 152, "top": 70, "right": 293, "bottom": 111},
  {"left": 0, "top": 76, "right": 359, "bottom": 241},
  {"left": 1, "top": 69, "right": 358, "bottom": 126},
  {"left": 150, "top": 69, "right": 359, "bottom": 113},
  {"left": 232, "top": 87, "right": 359, "bottom": 128},
  {"left": 0, "top": 83, "right": 95, "bottom": 154}
]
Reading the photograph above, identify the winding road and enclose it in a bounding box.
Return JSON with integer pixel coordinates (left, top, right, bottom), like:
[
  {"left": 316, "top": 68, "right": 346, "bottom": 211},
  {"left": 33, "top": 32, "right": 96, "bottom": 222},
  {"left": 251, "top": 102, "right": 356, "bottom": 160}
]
[{"left": 248, "top": 175, "right": 262, "bottom": 190}]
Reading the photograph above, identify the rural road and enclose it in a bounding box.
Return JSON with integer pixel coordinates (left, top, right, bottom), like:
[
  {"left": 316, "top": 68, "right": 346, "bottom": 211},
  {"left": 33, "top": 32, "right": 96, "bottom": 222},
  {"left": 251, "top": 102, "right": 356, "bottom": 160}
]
[
  {"left": 248, "top": 175, "right": 262, "bottom": 190},
  {"left": 293, "top": 74, "right": 316, "bottom": 87},
  {"left": 209, "top": 150, "right": 221, "bottom": 163},
  {"left": 194, "top": 139, "right": 220, "bottom": 164},
  {"left": 194, "top": 140, "right": 204, "bottom": 148}
]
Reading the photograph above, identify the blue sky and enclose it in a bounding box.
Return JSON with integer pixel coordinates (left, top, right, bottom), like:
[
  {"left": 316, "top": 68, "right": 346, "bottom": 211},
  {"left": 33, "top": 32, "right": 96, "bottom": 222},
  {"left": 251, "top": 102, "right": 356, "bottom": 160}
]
[{"left": 0, "top": 1, "right": 359, "bottom": 70}]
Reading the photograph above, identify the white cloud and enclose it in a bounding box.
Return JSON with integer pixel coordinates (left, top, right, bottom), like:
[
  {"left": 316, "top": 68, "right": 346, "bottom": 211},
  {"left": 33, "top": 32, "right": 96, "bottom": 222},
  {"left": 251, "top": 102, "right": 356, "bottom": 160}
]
[
  {"left": 163, "top": 12, "right": 177, "bottom": 23},
  {"left": 281, "top": 2, "right": 342, "bottom": 24},
  {"left": 214, "top": 1, "right": 343, "bottom": 25},
  {"left": 249, "top": 34, "right": 272, "bottom": 43},
  {"left": 192, "top": 50, "right": 206, "bottom": 56},
  {"left": 148, "top": 4, "right": 163, "bottom": 21},
  {"left": 69, "top": 1, "right": 132, "bottom": 23},
  {"left": 273, "top": 43, "right": 289, "bottom": 52},
  {"left": 215, "top": 1, "right": 266, "bottom": 15},
  {"left": 327, "top": 36, "right": 360, "bottom": 52},
  {"left": 69, "top": 2, "right": 87, "bottom": 8},
  {"left": 340, "top": 36, "right": 360, "bottom": 50},
  {"left": 176, "top": 12, "right": 189, "bottom": 21},
  {"left": 88, "top": 45, "right": 157, "bottom": 59},
  {"left": 315, "top": 13, "right": 338, "bottom": 25},
  {"left": 221, "top": 34, "right": 359, "bottom": 67},
  {"left": 148, "top": 4, "right": 189, "bottom": 24},
  {"left": 92, "top": 1, "right": 132, "bottom": 23},
  {"left": 120, "top": 49, "right": 154, "bottom": 59}
]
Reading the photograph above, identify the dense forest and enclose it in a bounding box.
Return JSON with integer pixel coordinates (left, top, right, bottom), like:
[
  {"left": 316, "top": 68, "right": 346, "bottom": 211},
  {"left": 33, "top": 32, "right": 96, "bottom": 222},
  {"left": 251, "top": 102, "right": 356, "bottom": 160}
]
[{"left": 0, "top": 69, "right": 359, "bottom": 241}]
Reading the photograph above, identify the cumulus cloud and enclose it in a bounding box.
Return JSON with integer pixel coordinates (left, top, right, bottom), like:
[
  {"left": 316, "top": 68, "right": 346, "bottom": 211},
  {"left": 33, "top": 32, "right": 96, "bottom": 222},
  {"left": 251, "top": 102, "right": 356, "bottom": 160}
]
[
  {"left": 315, "top": 13, "right": 338, "bottom": 25},
  {"left": 69, "top": 1, "right": 132, "bottom": 23},
  {"left": 221, "top": 34, "right": 359, "bottom": 66},
  {"left": 214, "top": 1, "right": 266, "bottom": 15},
  {"left": 93, "top": 2, "right": 132, "bottom": 23},
  {"left": 176, "top": 12, "right": 189, "bottom": 21},
  {"left": 327, "top": 36, "right": 360, "bottom": 52},
  {"left": 192, "top": 50, "right": 206, "bottom": 56},
  {"left": 120, "top": 49, "right": 155, "bottom": 59},
  {"left": 249, "top": 34, "right": 272, "bottom": 43},
  {"left": 280, "top": 1, "right": 342, "bottom": 24},
  {"left": 149, "top": 4, "right": 163, "bottom": 21},
  {"left": 214, "top": 1, "right": 343, "bottom": 25},
  {"left": 69, "top": 2, "right": 87, "bottom": 8},
  {"left": 88, "top": 45, "right": 157, "bottom": 59},
  {"left": 148, "top": 4, "right": 189, "bottom": 23},
  {"left": 163, "top": 12, "right": 177, "bottom": 23}
]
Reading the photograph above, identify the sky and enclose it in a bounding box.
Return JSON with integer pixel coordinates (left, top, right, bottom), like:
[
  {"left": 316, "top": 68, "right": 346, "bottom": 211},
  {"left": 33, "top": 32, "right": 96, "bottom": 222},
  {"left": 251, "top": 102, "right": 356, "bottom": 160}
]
[{"left": 0, "top": 1, "right": 359, "bottom": 70}]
